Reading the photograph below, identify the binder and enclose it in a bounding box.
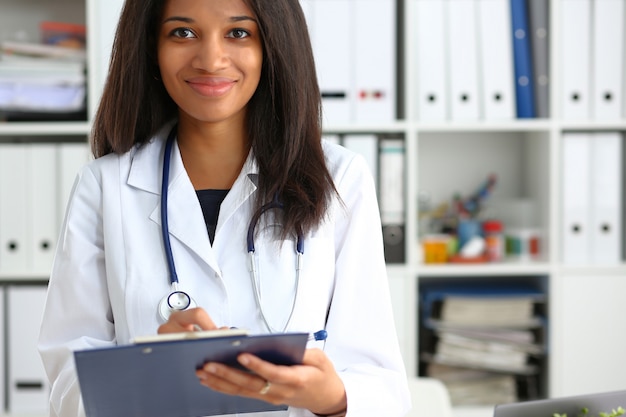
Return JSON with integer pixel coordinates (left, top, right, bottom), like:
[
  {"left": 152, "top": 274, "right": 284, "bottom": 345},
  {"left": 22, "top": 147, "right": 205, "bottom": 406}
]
[
  {"left": 476, "top": 0, "right": 516, "bottom": 120},
  {"left": 309, "top": 0, "right": 352, "bottom": 125},
  {"left": 7, "top": 285, "right": 50, "bottom": 414},
  {"left": 415, "top": 0, "right": 448, "bottom": 121},
  {"left": 379, "top": 138, "right": 406, "bottom": 264},
  {"left": 90, "top": 0, "right": 124, "bottom": 112},
  {"left": 528, "top": 0, "right": 550, "bottom": 118},
  {"left": 561, "top": 132, "right": 623, "bottom": 264},
  {"left": 510, "top": 0, "right": 536, "bottom": 118},
  {"left": 74, "top": 332, "right": 308, "bottom": 417},
  {"left": 0, "top": 144, "right": 29, "bottom": 274},
  {"left": 353, "top": 0, "right": 396, "bottom": 122},
  {"left": 589, "top": 132, "right": 622, "bottom": 264},
  {"left": 446, "top": 0, "right": 481, "bottom": 120},
  {"left": 560, "top": 0, "right": 591, "bottom": 120},
  {"left": 591, "top": 0, "right": 625, "bottom": 120},
  {"left": 561, "top": 132, "right": 592, "bottom": 264},
  {"left": 342, "top": 134, "right": 379, "bottom": 185},
  {"left": 28, "top": 144, "right": 58, "bottom": 274},
  {"left": 0, "top": 287, "right": 4, "bottom": 412}
]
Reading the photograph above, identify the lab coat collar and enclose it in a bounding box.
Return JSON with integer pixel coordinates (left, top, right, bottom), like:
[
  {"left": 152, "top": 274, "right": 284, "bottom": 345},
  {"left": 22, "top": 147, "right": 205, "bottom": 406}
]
[{"left": 127, "top": 124, "right": 260, "bottom": 275}]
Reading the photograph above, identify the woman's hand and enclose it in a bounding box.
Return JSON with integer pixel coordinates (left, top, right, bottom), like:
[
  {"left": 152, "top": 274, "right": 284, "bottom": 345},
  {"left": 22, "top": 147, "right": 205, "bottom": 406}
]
[
  {"left": 157, "top": 308, "right": 221, "bottom": 333},
  {"left": 195, "top": 348, "right": 347, "bottom": 416}
]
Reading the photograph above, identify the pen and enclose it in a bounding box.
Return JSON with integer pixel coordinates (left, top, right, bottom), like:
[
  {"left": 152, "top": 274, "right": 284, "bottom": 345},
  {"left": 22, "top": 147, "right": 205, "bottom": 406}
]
[{"left": 309, "top": 329, "right": 328, "bottom": 341}]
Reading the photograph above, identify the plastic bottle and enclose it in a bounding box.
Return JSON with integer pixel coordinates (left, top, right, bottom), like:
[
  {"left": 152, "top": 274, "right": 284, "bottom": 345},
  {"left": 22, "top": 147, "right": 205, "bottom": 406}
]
[{"left": 482, "top": 219, "right": 504, "bottom": 262}]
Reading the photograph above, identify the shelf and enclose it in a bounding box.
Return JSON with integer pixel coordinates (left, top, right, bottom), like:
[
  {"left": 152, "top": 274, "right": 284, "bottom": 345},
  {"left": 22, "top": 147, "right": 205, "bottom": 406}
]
[
  {"left": 0, "top": 274, "right": 49, "bottom": 283},
  {"left": 416, "top": 262, "right": 553, "bottom": 277},
  {"left": 557, "top": 264, "right": 626, "bottom": 277},
  {"left": 322, "top": 121, "right": 408, "bottom": 134},
  {"left": 0, "top": 121, "right": 90, "bottom": 136},
  {"left": 413, "top": 119, "right": 554, "bottom": 133},
  {"left": 559, "top": 120, "right": 626, "bottom": 131}
]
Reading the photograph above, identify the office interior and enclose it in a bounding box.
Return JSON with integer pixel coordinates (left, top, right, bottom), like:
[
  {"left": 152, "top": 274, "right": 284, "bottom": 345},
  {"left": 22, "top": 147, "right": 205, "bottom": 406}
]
[{"left": 1, "top": 0, "right": 625, "bottom": 416}]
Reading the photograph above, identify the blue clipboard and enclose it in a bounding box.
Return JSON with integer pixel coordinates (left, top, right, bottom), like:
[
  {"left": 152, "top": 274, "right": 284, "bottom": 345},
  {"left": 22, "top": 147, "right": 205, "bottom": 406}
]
[{"left": 73, "top": 332, "right": 308, "bottom": 417}]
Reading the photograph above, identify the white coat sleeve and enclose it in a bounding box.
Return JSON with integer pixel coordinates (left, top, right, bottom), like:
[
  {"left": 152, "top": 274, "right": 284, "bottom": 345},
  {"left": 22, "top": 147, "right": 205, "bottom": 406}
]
[
  {"left": 321, "top": 152, "right": 411, "bottom": 416},
  {"left": 38, "top": 165, "right": 115, "bottom": 417}
]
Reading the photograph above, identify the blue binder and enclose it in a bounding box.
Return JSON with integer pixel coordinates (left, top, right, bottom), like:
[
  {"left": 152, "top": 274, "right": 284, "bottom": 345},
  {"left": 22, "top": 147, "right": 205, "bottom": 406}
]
[
  {"left": 510, "top": 0, "right": 536, "bottom": 118},
  {"left": 74, "top": 332, "right": 308, "bottom": 417}
]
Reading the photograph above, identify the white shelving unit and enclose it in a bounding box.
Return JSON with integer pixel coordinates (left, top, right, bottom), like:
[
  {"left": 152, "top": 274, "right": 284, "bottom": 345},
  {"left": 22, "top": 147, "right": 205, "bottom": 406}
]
[
  {"left": 1, "top": 1, "right": 625, "bottom": 417},
  {"left": 388, "top": 1, "right": 626, "bottom": 417}
]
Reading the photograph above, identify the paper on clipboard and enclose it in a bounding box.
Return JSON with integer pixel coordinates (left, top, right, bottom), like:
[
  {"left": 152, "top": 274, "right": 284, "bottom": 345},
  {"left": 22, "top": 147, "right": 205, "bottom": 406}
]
[
  {"left": 74, "top": 332, "right": 308, "bottom": 417},
  {"left": 131, "top": 327, "right": 249, "bottom": 344}
]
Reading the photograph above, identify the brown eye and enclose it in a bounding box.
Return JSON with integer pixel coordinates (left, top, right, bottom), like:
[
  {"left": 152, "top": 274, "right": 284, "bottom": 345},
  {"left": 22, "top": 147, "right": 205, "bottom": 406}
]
[
  {"left": 228, "top": 28, "right": 250, "bottom": 39},
  {"left": 171, "top": 27, "right": 196, "bottom": 38}
]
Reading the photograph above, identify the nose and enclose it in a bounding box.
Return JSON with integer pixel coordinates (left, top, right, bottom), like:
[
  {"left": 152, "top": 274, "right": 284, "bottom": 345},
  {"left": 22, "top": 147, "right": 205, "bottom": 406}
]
[{"left": 191, "top": 35, "right": 228, "bottom": 72}]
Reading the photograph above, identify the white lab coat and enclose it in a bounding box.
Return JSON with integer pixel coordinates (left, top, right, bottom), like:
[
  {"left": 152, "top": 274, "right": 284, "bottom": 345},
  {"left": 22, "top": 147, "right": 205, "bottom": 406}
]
[{"left": 38, "top": 123, "right": 411, "bottom": 417}]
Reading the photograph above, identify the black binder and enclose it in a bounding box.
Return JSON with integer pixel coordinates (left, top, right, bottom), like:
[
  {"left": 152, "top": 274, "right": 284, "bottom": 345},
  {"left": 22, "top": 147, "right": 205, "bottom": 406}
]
[{"left": 73, "top": 332, "right": 308, "bottom": 417}]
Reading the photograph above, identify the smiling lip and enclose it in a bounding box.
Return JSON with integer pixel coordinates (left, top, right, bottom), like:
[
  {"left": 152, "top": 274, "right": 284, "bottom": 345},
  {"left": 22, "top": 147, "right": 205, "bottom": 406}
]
[{"left": 187, "top": 77, "right": 236, "bottom": 97}]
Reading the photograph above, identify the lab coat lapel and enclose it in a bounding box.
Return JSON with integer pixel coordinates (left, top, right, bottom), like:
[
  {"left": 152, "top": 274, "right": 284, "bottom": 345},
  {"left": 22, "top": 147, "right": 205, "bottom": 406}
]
[
  {"left": 215, "top": 153, "right": 258, "bottom": 237},
  {"left": 129, "top": 136, "right": 220, "bottom": 273}
]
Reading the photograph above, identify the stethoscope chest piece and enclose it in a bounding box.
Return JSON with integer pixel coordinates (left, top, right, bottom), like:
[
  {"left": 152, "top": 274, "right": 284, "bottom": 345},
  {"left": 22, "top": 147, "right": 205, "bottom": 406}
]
[{"left": 158, "top": 285, "right": 197, "bottom": 322}]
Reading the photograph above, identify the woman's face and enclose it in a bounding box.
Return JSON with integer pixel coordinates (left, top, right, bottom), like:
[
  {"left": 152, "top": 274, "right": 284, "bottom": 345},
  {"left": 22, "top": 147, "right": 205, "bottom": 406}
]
[{"left": 157, "top": 0, "right": 263, "bottom": 126}]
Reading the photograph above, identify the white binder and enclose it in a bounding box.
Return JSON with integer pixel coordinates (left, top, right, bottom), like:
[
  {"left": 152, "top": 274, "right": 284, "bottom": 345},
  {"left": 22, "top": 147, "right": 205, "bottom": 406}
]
[
  {"left": 0, "top": 145, "right": 29, "bottom": 274},
  {"left": 415, "top": 0, "right": 448, "bottom": 121},
  {"left": 28, "top": 144, "right": 58, "bottom": 275},
  {"left": 560, "top": 0, "right": 592, "bottom": 120},
  {"left": 379, "top": 138, "right": 406, "bottom": 263},
  {"left": 589, "top": 132, "right": 622, "bottom": 264},
  {"left": 0, "top": 287, "right": 4, "bottom": 412},
  {"left": 561, "top": 132, "right": 592, "bottom": 264},
  {"left": 90, "top": 0, "right": 124, "bottom": 115},
  {"left": 7, "top": 285, "right": 50, "bottom": 414},
  {"left": 310, "top": 0, "right": 352, "bottom": 125},
  {"left": 446, "top": 0, "right": 481, "bottom": 120},
  {"left": 342, "top": 134, "right": 379, "bottom": 186},
  {"left": 353, "top": 0, "right": 396, "bottom": 123},
  {"left": 476, "top": 0, "right": 515, "bottom": 120},
  {"left": 591, "top": 0, "right": 625, "bottom": 120}
]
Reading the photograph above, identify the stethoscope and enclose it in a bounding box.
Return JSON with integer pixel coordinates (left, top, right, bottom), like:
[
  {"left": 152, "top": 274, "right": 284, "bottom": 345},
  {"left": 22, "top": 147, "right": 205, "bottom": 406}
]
[{"left": 157, "top": 126, "right": 326, "bottom": 339}]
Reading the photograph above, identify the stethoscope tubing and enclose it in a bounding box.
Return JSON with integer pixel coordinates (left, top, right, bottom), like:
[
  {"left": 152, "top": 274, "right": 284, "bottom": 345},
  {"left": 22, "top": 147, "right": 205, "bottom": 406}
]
[
  {"left": 159, "top": 126, "right": 306, "bottom": 334},
  {"left": 161, "top": 132, "right": 179, "bottom": 285}
]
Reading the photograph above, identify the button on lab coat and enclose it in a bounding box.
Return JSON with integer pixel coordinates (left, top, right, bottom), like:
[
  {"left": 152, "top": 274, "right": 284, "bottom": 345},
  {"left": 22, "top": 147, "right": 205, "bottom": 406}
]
[{"left": 38, "top": 124, "right": 411, "bottom": 417}]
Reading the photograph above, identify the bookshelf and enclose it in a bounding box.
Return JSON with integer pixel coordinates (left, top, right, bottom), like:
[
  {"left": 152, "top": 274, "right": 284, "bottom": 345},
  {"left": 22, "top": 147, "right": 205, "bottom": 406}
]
[{"left": 1, "top": 0, "right": 625, "bottom": 416}]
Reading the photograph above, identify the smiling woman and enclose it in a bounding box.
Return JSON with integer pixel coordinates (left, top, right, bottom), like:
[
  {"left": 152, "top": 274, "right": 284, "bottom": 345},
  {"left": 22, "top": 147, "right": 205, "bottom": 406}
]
[
  {"left": 37, "top": 1, "right": 412, "bottom": 416},
  {"left": 157, "top": 0, "right": 263, "bottom": 130}
]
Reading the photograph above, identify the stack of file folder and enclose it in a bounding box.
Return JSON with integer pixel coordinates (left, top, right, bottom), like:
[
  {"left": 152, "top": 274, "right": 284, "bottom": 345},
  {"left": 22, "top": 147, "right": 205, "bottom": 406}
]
[
  {"left": 0, "top": 41, "right": 86, "bottom": 121},
  {"left": 419, "top": 280, "right": 547, "bottom": 406}
]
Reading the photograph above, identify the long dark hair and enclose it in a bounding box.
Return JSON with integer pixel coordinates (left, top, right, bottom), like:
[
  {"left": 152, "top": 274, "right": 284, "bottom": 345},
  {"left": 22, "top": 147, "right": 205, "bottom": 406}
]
[{"left": 91, "top": 0, "right": 337, "bottom": 237}]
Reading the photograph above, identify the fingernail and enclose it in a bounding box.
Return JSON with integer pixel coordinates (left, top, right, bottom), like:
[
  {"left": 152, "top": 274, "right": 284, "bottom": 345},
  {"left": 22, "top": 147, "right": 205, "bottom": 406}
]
[
  {"left": 206, "top": 364, "right": 217, "bottom": 374},
  {"left": 238, "top": 355, "right": 250, "bottom": 366}
]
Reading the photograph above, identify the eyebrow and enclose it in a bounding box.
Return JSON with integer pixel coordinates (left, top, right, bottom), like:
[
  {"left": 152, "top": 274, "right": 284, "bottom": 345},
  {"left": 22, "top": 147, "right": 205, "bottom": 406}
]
[{"left": 162, "top": 15, "right": 257, "bottom": 24}]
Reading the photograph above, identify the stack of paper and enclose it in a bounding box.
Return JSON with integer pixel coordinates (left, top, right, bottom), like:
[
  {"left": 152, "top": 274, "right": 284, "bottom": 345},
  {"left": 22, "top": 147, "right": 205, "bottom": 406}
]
[
  {"left": 439, "top": 296, "right": 540, "bottom": 328},
  {"left": 0, "top": 41, "right": 86, "bottom": 118},
  {"left": 430, "top": 328, "right": 543, "bottom": 374},
  {"left": 419, "top": 282, "right": 547, "bottom": 406},
  {"left": 427, "top": 363, "right": 518, "bottom": 406}
]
